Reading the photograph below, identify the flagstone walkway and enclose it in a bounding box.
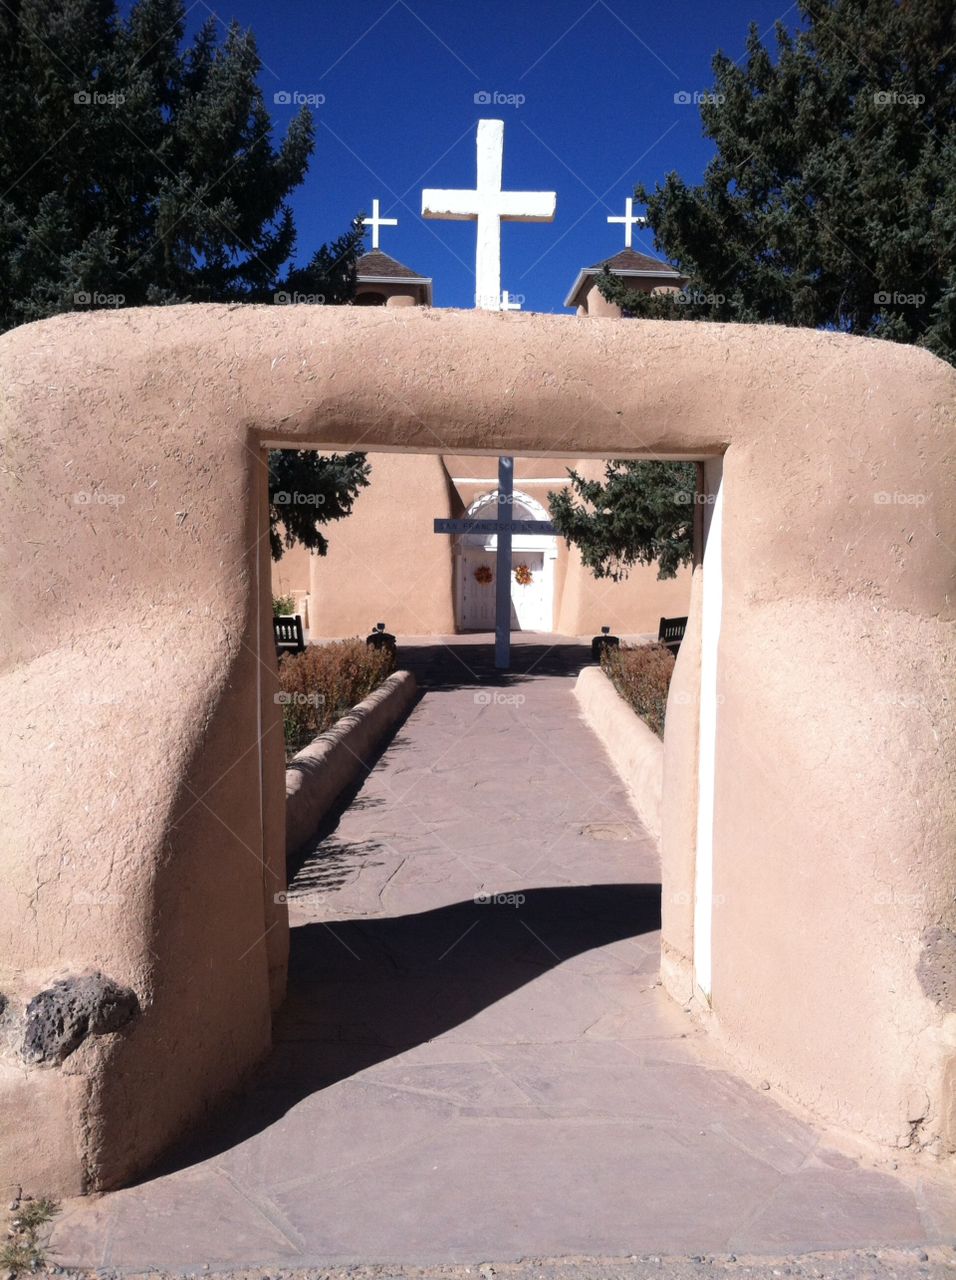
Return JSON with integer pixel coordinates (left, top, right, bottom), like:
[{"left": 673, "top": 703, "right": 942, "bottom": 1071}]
[{"left": 51, "top": 637, "right": 956, "bottom": 1271}]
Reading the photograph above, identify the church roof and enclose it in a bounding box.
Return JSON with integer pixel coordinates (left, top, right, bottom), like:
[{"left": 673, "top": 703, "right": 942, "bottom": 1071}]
[
  {"left": 564, "top": 247, "right": 686, "bottom": 309},
  {"left": 591, "top": 248, "right": 682, "bottom": 275},
  {"left": 356, "top": 249, "right": 430, "bottom": 282}
]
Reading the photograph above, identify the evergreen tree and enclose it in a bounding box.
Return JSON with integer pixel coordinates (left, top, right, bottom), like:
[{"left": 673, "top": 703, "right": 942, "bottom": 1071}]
[
  {"left": 0, "top": 0, "right": 371, "bottom": 560},
  {"left": 598, "top": 0, "right": 956, "bottom": 365},
  {"left": 268, "top": 451, "right": 371, "bottom": 562},
  {"left": 548, "top": 462, "right": 696, "bottom": 582}
]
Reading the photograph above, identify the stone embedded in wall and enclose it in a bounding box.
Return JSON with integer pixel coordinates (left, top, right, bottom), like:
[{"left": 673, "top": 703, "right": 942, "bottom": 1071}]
[
  {"left": 917, "top": 927, "right": 956, "bottom": 1012},
  {"left": 21, "top": 973, "right": 139, "bottom": 1066}
]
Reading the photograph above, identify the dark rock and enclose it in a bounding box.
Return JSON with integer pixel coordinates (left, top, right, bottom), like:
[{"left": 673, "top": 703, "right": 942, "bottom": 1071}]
[
  {"left": 21, "top": 972, "right": 139, "bottom": 1065},
  {"left": 916, "top": 927, "right": 956, "bottom": 1011}
]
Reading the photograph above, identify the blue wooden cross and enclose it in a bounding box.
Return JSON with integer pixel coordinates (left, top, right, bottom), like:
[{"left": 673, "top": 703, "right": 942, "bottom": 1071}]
[{"left": 434, "top": 456, "right": 555, "bottom": 670}]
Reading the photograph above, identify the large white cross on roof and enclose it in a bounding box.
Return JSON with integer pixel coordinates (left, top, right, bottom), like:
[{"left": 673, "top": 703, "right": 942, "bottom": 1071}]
[
  {"left": 366, "top": 198, "right": 397, "bottom": 250},
  {"left": 422, "top": 119, "right": 556, "bottom": 311},
  {"left": 607, "top": 196, "right": 646, "bottom": 248}
]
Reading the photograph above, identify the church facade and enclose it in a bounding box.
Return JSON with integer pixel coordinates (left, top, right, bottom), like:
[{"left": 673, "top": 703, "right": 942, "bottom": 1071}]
[{"left": 271, "top": 236, "right": 693, "bottom": 639}]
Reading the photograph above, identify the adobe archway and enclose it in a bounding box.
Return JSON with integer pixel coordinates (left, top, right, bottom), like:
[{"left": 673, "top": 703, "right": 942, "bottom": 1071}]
[{"left": 0, "top": 305, "right": 953, "bottom": 1192}]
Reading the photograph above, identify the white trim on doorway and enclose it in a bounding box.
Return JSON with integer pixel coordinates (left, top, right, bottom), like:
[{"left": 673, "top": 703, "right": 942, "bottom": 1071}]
[{"left": 693, "top": 464, "right": 724, "bottom": 1003}]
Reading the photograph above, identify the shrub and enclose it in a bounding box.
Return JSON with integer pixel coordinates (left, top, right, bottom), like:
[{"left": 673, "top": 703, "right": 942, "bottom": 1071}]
[
  {"left": 600, "top": 642, "right": 675, "bottom": 739},
  {"left": 273, "top": 593, "right": 297, "bottom": 618},
  {"left": 278, "top": 638, "right": 395, "bottom": 756}
]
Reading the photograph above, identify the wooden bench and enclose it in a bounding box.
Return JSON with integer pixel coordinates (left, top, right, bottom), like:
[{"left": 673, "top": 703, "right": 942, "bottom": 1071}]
[
  {"left": 273, "top": 614, "right": 305, "bottom": 656},
  {"left": 658, "top": 615, "right": 687, "bottom": 656}
]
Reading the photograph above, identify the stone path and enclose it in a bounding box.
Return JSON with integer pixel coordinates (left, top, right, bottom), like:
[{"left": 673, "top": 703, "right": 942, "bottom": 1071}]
[{"left": 51, "top": 637, "right": 956, "bottom": 1272}]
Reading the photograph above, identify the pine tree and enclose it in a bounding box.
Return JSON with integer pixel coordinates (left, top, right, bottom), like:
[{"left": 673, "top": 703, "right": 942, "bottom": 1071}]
[
  {"left": 0, "top": 0, "right": 371, "bottom": 560},
  {"left": 548, "top": 462, "right": 696, "bottom": 582},
  {"left": 598, "top": 0, "right": 956, "bottom": 365}
]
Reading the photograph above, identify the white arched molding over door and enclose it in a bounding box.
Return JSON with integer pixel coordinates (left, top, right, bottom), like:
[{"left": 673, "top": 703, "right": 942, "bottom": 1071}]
[{"left": 455, "top": 489, "right": 557, "bottom": 632}]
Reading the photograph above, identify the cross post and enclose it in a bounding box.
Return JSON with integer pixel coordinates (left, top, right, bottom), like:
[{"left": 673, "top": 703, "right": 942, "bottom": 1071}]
[
  {"left": 422, "top": 120, "right": 556, "bottom": 310},
  {"left": 494, "top": 456, "right": 514, "bottom": 669}
]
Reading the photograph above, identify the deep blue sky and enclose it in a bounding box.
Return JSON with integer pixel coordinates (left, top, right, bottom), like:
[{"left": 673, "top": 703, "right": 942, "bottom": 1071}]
[{"left": 187, "top": 0, "right": 801, "bottom": 312}]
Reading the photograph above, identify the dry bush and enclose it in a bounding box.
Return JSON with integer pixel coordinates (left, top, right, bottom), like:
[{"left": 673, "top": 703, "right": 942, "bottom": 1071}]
[
  {"left": 600, "top": 642, "right": 675, "bottom": 739},
  {"left": 278, "top": 638, "right": 395, "bottom": 756}
]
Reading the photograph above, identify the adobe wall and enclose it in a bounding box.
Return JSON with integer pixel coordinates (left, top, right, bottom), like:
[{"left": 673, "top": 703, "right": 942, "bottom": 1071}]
[
  {"left": 0, "top": 304, "right": 952, "bottom": 1194},
  {"left": 307, "top": 452, "right": 458, "bottom": 637}
]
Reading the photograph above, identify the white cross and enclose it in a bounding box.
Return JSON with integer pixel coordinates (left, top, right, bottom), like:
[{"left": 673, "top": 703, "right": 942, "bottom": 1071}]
[
  {"left": 607, "top": 196, "right": 646, "bottom": 249},
  {"left": 422, "top": 119, "right": 556, "bottom": 311},
  {"left": 501, "top": 290, "right": 522, "bottom": 311},
  {"left": 366, "top": 198, "right": 397, "bottom": 250}
]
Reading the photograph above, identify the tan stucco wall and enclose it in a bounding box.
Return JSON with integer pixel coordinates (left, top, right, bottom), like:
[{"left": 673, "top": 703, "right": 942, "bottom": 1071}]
[
  {"left": 1, "top": 304, "right": 953, "bottom": 1193},
  {"left": 354, "top": 281, "right": 426, "bottom": 307},
  {"left": 271, "top": 537, "right": 312, "bottom": 624},
  {"left": 580, "top": 275, "right": 687, "bottom": 317},
  {"left": 307, "top": 452, "right": 457, "bottom": 637},
  {"left": 554, "top": 542, "right": 690, "bottom": 636}
]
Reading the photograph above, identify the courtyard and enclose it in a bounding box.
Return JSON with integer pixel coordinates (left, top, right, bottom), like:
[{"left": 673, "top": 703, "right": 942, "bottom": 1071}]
[{"left": 49, "top": 639, "right": 956, "bottom": 1271}]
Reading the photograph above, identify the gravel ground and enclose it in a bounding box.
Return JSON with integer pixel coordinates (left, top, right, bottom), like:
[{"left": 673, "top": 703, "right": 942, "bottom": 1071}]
[{"left": 35, "top": 1247, "right": 956, "bottom": 1280}]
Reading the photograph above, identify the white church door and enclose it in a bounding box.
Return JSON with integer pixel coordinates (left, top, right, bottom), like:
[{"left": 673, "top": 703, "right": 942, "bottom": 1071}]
[
  {"left": 456, "top": 491, "right": 556, "bottom": 633},
  {"left": 459, "top": 550, "right": 499, "bottom": 630},
  {"left": 510, "top": 552, "right": 548, "bottom": 630}
]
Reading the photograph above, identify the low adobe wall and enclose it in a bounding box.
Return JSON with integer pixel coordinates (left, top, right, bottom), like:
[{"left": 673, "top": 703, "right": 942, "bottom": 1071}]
[
  {"left": 285, "top": 670, "right": 417, "bottom": 858},
  {"left": 573, "top": 665, "right": 663, "bottom": 844},
  {"left": 0, "top": 305, "right": 953, "bottom": 1191}
]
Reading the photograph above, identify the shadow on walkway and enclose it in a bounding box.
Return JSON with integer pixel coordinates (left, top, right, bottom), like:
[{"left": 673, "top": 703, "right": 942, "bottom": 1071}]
[
  {"left": 398, "top": 635, "right": 595, "bottom": 691},
  {"left": 146, "top": 883, "right": 660, "bottom": 1181}
]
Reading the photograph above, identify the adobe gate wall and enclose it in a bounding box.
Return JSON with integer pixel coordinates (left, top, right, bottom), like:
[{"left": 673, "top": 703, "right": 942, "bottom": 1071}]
[{"left": 0, "top": 305, "right": 953, "bottom": 1192}]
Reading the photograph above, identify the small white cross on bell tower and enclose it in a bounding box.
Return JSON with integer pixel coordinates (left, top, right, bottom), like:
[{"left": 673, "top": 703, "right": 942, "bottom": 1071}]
[
  {"left": 607, "top": 196, "right": 646, "bottom": 249},
  {"left": 366, "top": 198, "right": 398, "bottom": 251}
]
